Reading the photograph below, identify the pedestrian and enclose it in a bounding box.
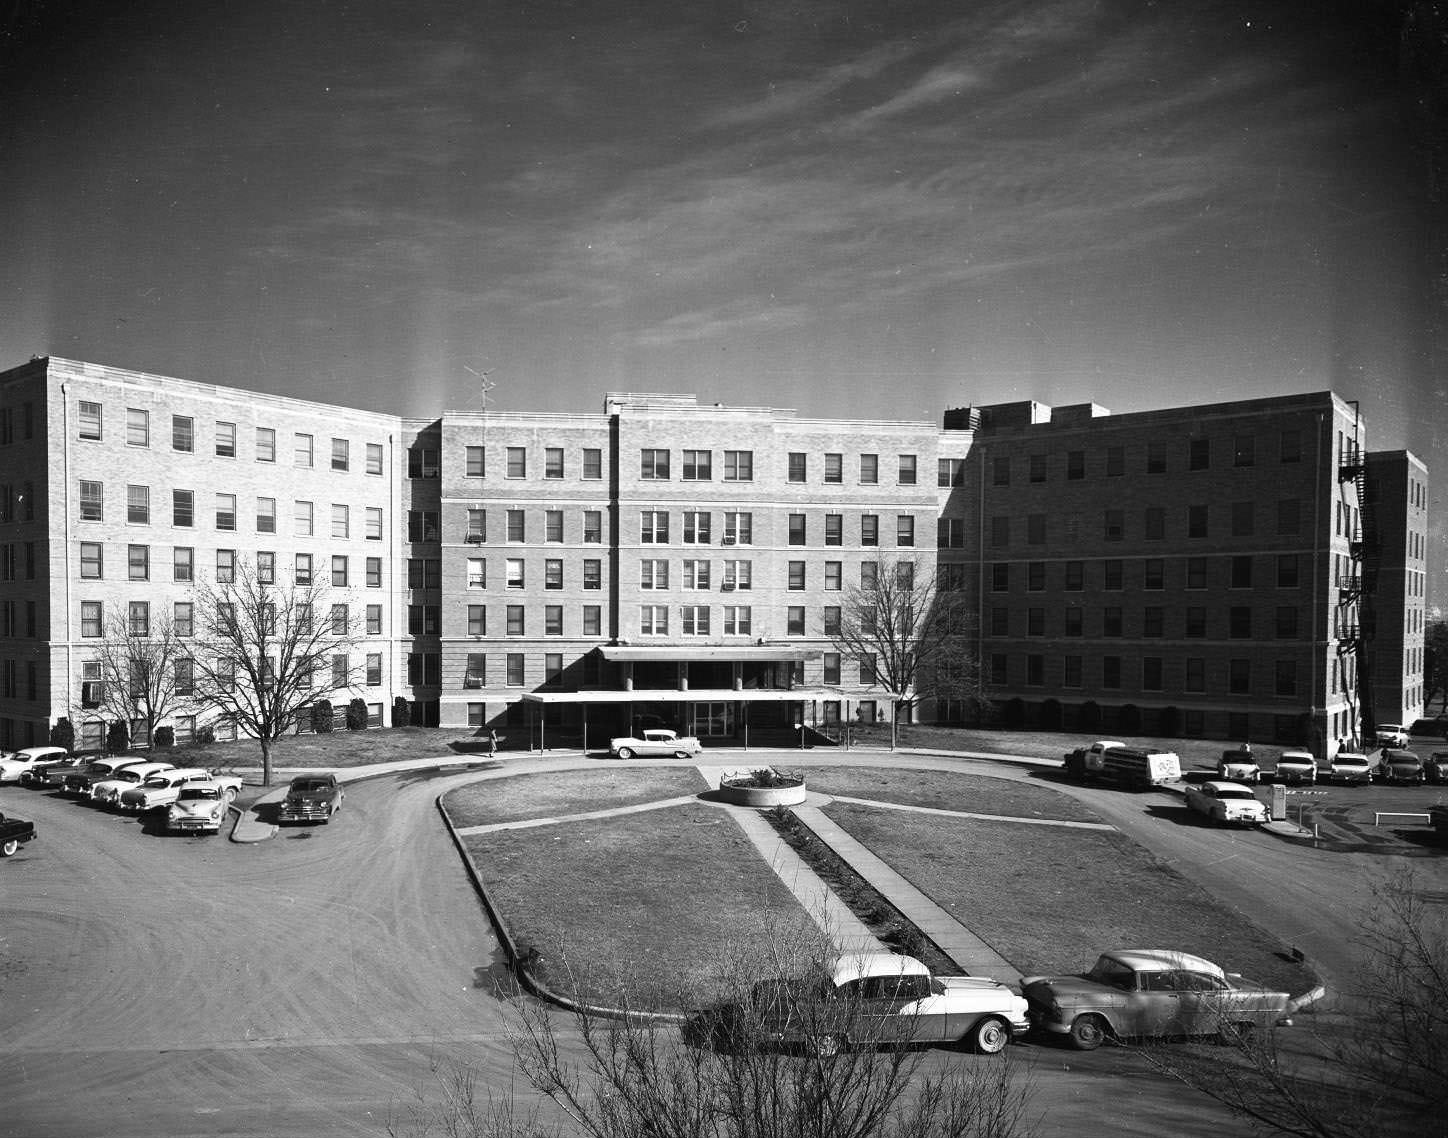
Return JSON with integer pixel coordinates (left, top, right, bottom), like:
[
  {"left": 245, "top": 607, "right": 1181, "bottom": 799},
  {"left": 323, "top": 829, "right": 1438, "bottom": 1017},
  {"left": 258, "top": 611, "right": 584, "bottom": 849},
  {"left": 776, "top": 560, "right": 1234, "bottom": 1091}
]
[{"left": 488, "top": 729, "right": 498, "bottom": 756}]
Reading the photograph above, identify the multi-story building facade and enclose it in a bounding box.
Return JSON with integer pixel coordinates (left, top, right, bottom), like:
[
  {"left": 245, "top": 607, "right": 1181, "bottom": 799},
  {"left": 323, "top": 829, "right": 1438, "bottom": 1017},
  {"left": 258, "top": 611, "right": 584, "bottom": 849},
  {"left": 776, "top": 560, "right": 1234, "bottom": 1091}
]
[{"left": 0, "top": 357, "right": 1427, "bottom": 757}]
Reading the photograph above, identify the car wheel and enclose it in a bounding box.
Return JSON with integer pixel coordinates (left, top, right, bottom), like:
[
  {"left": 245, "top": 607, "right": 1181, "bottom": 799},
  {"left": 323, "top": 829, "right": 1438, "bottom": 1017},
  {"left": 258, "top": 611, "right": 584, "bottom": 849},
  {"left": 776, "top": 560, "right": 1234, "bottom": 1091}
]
[
  {"left": 673, "top": 750, "right": 691, "bottom": 759},
  {"left": 615, "top": 747, "right": 634, "bottom": 760},
  {"left": 1, "top": 838, "right": 19, "bottom": 857},
  {"left": 966, "top": 1016, "right": 1011, "bottom": 1055},
  {"left": 809, "top": 1034, "right": 845, "bottom": 1059},
  {"left": 1068, "top": 1014, "right": 1110, "bottom": 1051}
]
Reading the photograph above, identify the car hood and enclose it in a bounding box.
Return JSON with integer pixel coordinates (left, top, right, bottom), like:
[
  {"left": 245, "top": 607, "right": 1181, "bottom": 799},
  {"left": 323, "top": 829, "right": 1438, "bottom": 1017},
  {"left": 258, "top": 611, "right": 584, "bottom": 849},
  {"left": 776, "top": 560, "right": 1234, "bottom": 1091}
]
[
  {"left": 170, "top": 799, "right": 223, "bottom": 816},
  {"left": 1019, "top": 975, "right": 1127, "bottom": 1007}
]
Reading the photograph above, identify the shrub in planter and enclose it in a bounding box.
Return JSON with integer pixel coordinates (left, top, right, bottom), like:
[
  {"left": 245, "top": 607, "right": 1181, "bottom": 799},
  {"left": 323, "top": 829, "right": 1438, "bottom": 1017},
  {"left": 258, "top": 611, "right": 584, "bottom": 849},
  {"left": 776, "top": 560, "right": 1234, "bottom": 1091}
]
[
  {"left": 50, "top": 717, "right": 76, "bottom": 752},
  {"left": 154, "top": 726, "right": 175, "bottom": 749},
  {"left": 311, "top": 701, "right": 334, "bottom": 734},
  {"left": 346, "top": 698, "right": 368, "bottom": 731},
  {"left": 392, "top": 696, "right": 411, "bottom": 728},
  {"left": 106, "top": 720, "right": 130, "bottom": 755},
  {"left": 196, "top": 723, "right": 216, "bottom": 746},
  {"left": 721, "top": 767, "right": 803, "bottom": 789}
]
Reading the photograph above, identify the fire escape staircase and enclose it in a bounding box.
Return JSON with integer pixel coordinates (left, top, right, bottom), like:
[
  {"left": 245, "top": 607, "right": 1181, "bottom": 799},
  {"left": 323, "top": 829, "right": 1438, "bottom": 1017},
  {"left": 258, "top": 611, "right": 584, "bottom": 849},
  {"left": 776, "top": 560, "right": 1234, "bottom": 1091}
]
[{"left": 1336, "top": 448, "right": 1378, "bottom": 741}]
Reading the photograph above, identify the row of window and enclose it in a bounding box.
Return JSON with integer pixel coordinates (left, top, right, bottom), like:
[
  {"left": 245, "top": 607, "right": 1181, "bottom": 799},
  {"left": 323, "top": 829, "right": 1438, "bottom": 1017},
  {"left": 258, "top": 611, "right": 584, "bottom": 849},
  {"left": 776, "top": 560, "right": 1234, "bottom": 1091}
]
[
  {"left": 0, "top": 599, "right": 38, "bottom": 639},
  {"left": 989, "top": 554, "right": 1305, "bottom": 592},
  {"left": 77, "top": 484, "right": 386, "bottom": 538},
  {"left": 0, "top": 540, "right": 38, "bottom": 581},
  {"left": 0, "top": 481, "right": 35, "bottom": 524},
  {"left": 0, "top": 401, "right": 37, "bottom": 444},
  {"left": 78, "top": 599, "right": 388, "bottom": 639},
  {"left": 989, "top": 499, "right": 1305, "bottom": 547},
  {"left": 77, "top": 402, "right": 384, "bottom": 472},
  {"left": 989, "top": 652, "right": 1305, "bottom": 696},
  {"left": 75, "top": 543, "right": 385, "bottom": 587},
  {"left": 989, "top": 604, "right": 1302, "bottom": 640},
  {"left": 988, "top": 430, "right": 1304, "bottom": 487}
]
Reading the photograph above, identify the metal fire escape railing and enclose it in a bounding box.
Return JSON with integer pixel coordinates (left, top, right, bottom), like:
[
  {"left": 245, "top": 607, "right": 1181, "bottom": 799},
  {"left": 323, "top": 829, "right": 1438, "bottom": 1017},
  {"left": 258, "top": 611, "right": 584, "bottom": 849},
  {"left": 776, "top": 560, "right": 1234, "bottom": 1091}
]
[{"left": 1335, "top": 412, "right": 1377, "bottom": 745}]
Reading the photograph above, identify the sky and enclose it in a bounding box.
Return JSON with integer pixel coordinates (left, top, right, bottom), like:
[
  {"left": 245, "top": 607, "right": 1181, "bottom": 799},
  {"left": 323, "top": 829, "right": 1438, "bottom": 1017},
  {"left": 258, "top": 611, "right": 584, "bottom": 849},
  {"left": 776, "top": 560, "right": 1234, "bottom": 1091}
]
[{"left": 2, "top": 0, "right": 1445, "bottom": 602}]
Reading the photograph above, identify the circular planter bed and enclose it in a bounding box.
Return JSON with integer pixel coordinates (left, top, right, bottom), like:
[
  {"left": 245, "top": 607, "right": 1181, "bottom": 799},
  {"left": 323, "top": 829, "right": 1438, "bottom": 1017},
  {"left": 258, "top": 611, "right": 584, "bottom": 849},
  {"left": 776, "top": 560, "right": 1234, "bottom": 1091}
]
[{"left": 716, "top": 768, "right": 807, "bottom": 808}]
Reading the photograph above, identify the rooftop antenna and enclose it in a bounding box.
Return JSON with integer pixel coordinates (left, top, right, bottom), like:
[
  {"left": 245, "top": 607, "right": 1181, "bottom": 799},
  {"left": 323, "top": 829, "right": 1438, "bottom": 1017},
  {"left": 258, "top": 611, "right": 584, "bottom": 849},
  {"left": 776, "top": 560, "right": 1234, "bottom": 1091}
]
[{"left": 464, "top": 364, "right": 497, "bottom": 416}]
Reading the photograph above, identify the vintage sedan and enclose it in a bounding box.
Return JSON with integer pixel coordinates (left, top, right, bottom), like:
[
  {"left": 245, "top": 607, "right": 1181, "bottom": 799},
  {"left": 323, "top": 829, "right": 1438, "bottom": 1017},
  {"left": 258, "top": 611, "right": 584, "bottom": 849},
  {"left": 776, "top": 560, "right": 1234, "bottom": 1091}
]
[
  {"left": 608, "top": 728, "right": 703, "bottom": 759},
  {"left": 1328, "top": 752, "right": 1375, "bottom": 786},
  {"left": 745, "top": 952, "right": 1029, "bottom": 1056},
  {"left": 0, "top": 746, "right": 70, "bottom": 784},
  {"left": 89, "top": 762, "right": 175, "bottom": 807},
  {"left": 118, "top": 768, "right": 241, "bottom": 812},
  {"left": 1216, "top": 746, "right": 1261, "bottom": 783},
  {"left": 1022, "top": 949, "right": 1314, "bottom": 1050},
  {"left": 1375, "top": 748, "right": 1425, "bottom": 784},
  {"left": 1425, "top": 752, "right": 1448, "bottom": 785},
  {"left": 1374, "top": 723, "right": 1410, "bottom": 749},
  {"left": 278, "top": 774, "right": 344, "bottom": 823},
  {"left": 1, "top": 810, "right": 38, "bottom": 857},
  {"left": 1272, "top": 751, "right": 1318, "bottom": 785},
  {"left": 1184, "top": 781, "right": 1268, "bottom": 827},
  {"left": 167, "top": 782, "right": 234, "bottom": 834}
]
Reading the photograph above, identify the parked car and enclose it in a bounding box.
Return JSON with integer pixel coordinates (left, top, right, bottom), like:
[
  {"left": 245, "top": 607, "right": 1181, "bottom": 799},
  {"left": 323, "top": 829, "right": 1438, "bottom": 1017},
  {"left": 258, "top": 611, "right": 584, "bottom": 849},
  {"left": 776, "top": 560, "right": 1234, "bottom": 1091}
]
[
  {"left": 1021, "top": 949, "right": 1314, "bottom": 1050},
  {"left": 609, "top": 728, "right": 703, "bottom": 759},
  {"left": 1184, "top": 781, "right": 1268, "bottom": 827},
  {"left": 1425, "top": 752, "right": 1448, "bottom": 785},
  {"left": 89, "top": 762, "right": 176, "bottom": 807},
  {"left": 1063, "top": 741, "right": 1182, "bottom": 790},
  {"left": 118, "top": 768, "right": 240, "bottom": 812},
  {"left": 20, "top": 752, "right": 88, "bottom": 787},
  {"left": 0, "top": 746, "right": 69, "bottom": 783},
  {"left": 1272, "top": 751, "right": 1318, "bottom": 785},
  {"left": 1329, "top": 752, "right": 1374, "bottom": 786},
  {"left": 61, "top": 758, "right": 148, "bottom": 798},
  {"left": 1216, "top": 745, "right": 1261, "bottom": 783},
  {"left": 1, "top": 810, "right": 38, "bottom": 857},
  {"left": 1374, "top": 723, "right": 1409, "bottom": 749},
  {"left": 167, "top": 782, "right": 235, "bottom": 834},
  {"left": 279, "top": 774, "right": 344, "bottom": 823},
  {"left": 743, "top": 952, "right": 1029, "bottom": 1056},
  {"left": 1375, "top": 748, "right": 1425, "bottom": 785}
]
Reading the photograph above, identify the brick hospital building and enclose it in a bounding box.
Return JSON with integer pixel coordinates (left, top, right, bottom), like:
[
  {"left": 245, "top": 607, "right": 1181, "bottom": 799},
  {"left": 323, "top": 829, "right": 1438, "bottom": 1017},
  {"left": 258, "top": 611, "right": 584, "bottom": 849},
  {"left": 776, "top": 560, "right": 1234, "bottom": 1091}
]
[{"left": 0, "top": 357, "right": 1428, "bottom": 756}]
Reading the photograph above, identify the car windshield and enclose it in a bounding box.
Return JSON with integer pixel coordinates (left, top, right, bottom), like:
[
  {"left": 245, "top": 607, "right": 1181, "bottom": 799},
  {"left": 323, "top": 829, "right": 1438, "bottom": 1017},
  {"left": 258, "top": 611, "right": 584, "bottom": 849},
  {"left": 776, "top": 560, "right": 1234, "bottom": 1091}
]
[
  {"left": 180, "top": 788, "right": 219, "bottom": 800},
  {"left": 142, "top": 776, "right": 173, "bottom": 788},
  {"left": 1085, "top": 956, "right": 1137, "bottom": 991},
  {"left": 292, "top": 779, "right": 332, "bottom": 792},
  {"left": 1216, "top": 786, "right": 1255, "bottom": 800}
]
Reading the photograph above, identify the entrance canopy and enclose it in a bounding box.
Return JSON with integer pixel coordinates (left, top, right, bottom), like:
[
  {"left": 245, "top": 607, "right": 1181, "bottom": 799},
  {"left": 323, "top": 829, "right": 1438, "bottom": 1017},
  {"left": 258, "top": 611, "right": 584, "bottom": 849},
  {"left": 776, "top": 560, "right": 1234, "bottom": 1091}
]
[
  {"left": 598, "top": 645, "right": 817, "bottom": 663},
  {"left": 518, "top": 687, "right": 846, "bottom": 704}
]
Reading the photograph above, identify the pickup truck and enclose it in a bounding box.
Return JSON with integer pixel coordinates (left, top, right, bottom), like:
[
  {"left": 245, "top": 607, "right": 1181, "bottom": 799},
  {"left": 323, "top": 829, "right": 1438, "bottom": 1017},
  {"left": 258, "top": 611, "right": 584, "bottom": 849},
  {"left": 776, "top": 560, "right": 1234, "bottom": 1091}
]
[
  {"left": 1064, "top": 740, "right": 1181, "bottom": 790},
  {"left": 1, "top": 811, "right": 37, "bottom": 857}
]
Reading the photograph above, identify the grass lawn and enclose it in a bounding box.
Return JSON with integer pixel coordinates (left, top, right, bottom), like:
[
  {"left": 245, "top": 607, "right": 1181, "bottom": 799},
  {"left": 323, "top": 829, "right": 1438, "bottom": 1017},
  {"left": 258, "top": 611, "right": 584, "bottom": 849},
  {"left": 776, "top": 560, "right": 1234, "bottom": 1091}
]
[
  {"left": 445, "top": 767, "right": 710, "bottom": 827},
  {"left": 802, "top": 765, "right": 1101, "bottom": 822},
  {"left": 821, "top": 800, "right": 1317, "bottom": 996},
  {"left": 139, "top": 726, "right": 486, "bottom": 779},
  {"left": 461, "top": 803, "right": 815, "bottom": 1007}
]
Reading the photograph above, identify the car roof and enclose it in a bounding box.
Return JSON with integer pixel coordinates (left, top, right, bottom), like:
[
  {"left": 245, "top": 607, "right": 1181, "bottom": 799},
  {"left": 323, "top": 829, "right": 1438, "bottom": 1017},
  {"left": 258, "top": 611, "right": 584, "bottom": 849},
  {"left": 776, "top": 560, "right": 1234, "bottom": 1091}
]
[
  {"left": 830, "top": 952, "right": 929, "bottom": 986},
  {"left": 1101, "top": 949, "right": 1225, "bottom": 977},
  {"left": 1278, "top": 751, "right": 1315, "bottom": 761},
  {"left": 1199, "top": 779, "right": 1257, "bottom": 793},
  {"left": 1335, "top": 753, "right": 1370, "bottom": 763}
]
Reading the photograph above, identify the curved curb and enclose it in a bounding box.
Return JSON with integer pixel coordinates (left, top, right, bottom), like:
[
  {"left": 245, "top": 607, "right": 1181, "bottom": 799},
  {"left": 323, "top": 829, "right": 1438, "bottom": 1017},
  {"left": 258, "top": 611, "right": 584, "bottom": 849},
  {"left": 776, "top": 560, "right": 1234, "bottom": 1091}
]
[{"left": 435, "top": 789, "right": 686, "bottom": 1026}]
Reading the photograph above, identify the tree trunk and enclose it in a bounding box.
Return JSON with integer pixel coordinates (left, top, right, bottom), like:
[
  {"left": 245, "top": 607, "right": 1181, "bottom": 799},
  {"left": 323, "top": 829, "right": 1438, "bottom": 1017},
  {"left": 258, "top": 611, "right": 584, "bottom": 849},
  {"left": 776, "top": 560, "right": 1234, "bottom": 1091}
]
[
  {"left": 260, "top": 738, "right": 273, "bottom": 787},
  {"left": 890, "top": 698, "right": 898, "bottom": 751}
]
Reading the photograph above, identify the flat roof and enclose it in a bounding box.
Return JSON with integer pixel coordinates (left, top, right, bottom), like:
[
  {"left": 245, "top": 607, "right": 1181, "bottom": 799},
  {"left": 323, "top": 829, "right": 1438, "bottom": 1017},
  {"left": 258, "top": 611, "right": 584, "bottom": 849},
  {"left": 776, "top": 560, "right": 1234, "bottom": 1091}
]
[
  {"left": 519, "top": 687, "right": 849, "bottom": 704},
  {"left": 599, "top": 646, "right": 818, "bottom": 662}
]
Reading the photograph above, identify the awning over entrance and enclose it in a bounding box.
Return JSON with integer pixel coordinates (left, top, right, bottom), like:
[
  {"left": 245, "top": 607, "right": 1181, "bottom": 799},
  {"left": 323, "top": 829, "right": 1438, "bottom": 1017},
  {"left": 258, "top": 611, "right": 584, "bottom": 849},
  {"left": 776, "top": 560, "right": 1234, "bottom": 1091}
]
[
  {"left": 597, "top": 645, "right": 817, "bottom": 663},
  {"left": 519, "top": 687, "right": 847, "bottom": 704}
]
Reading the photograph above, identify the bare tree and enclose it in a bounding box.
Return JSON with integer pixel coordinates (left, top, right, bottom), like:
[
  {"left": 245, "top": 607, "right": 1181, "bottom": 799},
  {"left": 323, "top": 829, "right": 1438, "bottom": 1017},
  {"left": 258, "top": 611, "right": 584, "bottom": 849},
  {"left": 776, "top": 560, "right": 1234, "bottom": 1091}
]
[
  {"left": 832, "top": 556, "right": 982, "bottom": 748},
  {"left": 389, "top": 924, "right": 1036, "bottom": 1138},
  {"left": 1139, "top": 868, "right": 1446, "bottom": 1138},
  {"left": 190, "top": 557, "right": 365, "bottom": 785},
  {"left": 84, "top": 603, "right": 195, "bottom": 750}
]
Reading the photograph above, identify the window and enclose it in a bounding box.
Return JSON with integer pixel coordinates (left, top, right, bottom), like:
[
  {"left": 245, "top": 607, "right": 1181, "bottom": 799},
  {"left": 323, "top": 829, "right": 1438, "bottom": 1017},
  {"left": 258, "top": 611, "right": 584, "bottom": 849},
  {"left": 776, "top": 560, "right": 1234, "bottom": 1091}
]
[
  {"left": 641, "top": 510, "right": 669, "bottom": 543},
  {"left": 788, "top": 452, "right": 807, "bottom": 482},
  {"left": 81, "top": 600, "right": 102, "bottom": 637},
  {"left": 78, "top": 401, "right": 103, "bottom": 440},
  {"left": 1104, "top": 510, "right": 1123, "bottom": 541},
  {"left": 366, "top": 557, "right": 381, "bottom": 587},
  {"left": 1186, "top": 557, "right": 1207, "bottom": 589},
  {"left": 172, "top": 415, "right": 193, "bottom": 452},
  {"left": 80, "top": 480, "right": 103, "bottom": 522},
  {"left": 788, "top": 561, "right": 805, "bottom": 590},
  {"left": 583, "top": 448, "right": 603, "bottom": 479},
  {"left": 1029, "top": 454, "right": 1047, "bottom": 483},
  {"left": 332, "top": 604, "right": 350, "bottom": 635},
  {"left": 408, "top": 447, "right": 439, "bottom": 479},
  {"left": 787, "top": 606, "right": 806, "bottom": 635},
  {"left": 1231, "top": 556, "right": 1253, "bottom": 588},
  {"left": 128, "top": 601, "right": 150, "bottom": 637},
  {"left": 331, "top": 555, "right": 348, "bottom": 587},
  {"left": 1143, "top": 607, "right": 1163, "bottom": 637},
  {"left": 1277, "top": 554, "right": 1299, "bottom": 588},
  {"left": 825, "top": 561, "right": 842, "bottom": 591},
  {"left": 468, "top": 605, "right": 487, "bottom": 636},
  {"left": 255, "top": 427, "right": 276, "bottom": 463},
  {"left": 459, "top": 508, "right": 484, "bottom": 542},
  {"left": 859, "top": 454, "right": 878, "bottom": 484},
  {"left": 823, "top": 653, "right": 841, "bottom": 684},
  {"left": 1064, "top": 607, "right": 1083, "bottom": 637},
  {"left": 1186, "top": 606, "right": 1206, "bottom": 637},
  {"left": 544, "top": 559, "right": 563, "bottom": 590},
  {"left": 860, "top": 561, "right": 878, "bottom": 588},
  {"left": 1142, "top": 657, "right": 1163, "bottom": 691},
  {"left": 1187, "top": 504, "right": 1207, "bottom": 539},
  {"left": 788, "top": 514, "right": 806, "bottom": 545},
  {"left": 1280, "top": 429, "right": 1301, "bottom": 463},
  {"left": 506, "top": 447, "right": 526, "bottom": 478},
  {"left": 1063, "top": 561, "right": 1083, "bottom": 591},
  {"left": 502, "top": 509, "right": 526, "bottom": 543},
  {"left": 366, "top": 443, "right": 384, "bottom": 475},
  {"left": 506, "top": 558, "right": 525, "bottom": 589},
  {"left": 1103, "top": 607, "right": 1122, "bottom": 637},
  {"left": 1276, "top": 498, "right": 1300, "bottom": 535},
  {"left": 1063, "top": 451, "right": 1084, "bottom": 481},
  {"left": 1231, "top": 501, "right": 1254, "bottom": 537},
  {"left": 990, "top": 608, "right": 1010, "bottom": 636},
  {"left": 466, "top": 558, "right": 485, "bottom": 588},
  {"left": 1229, "top": 659, "right": 1251, "bottom": 694},
  {"left": 1230, "top": 606, "right": 1252, "bottom": 638},
  {"left": 544, "top": 605, "right": 563, "bottom": 637},
  {"left": 331, "top": 438, "right": 349, "bottom": 471},
  {"left": 1026, "top": 655, "right": 1044, "bottom": 686},
  {"left": 1027, "top": 608, "right": 1045, "bottom": 636},
  {"left": 294, "top": 500, "right": 314, "bottom": 536},
  {"left": 1144, "top": 507, "right": 1164, "bottom": 541},
  {"left": 862, "top": 514, "right": 880, "bottom": 547},
  {"left": 331, "top": 503, "right": 349, "bottom": 539},
  {"left": 1026, "top": 514, "right": 1044, "bottom": 545},
  {"left": 897, "top": 516, "right": 915, "bottom": 547},
  {"left": 294, "top": 433, "right": 313, "bottom": 467},
  {"left": 366, "top": 654, "right": 383, "bottom": 686},
  {"left": 683, "top": 511, "right": 711, "bottom": 544},
  {"left": 990, "top": 563, "right": 1010, "bottom": 592},
  {"left": 723, "top": 450, "right": 753, "bottom": 481},
  {"left": 897, "top": 454, "right": 917, "bottom": 484},
  {"left": 1185, "top": 658, "right": 1205, "bottom": 692},
  {"left": 682, "top": 605, "right": 710, "bottom": 635},
  {"left": 722, "top": 559, "right": 751, "bottom": 591},
  {"left": 583, "top": 560, "right": 601, "bottom": 590},
  {"left": 1104, "top": 559, "right": 1123, "bottom": 590},
  {"left": 365, "top": 507, "right": 383, "bottom": 541},
  {"left": 991, "top": 456, "right": 1011, "bottom": 486},
  {"left": 640, "top": 605, "right": 668, "bottom": 635},
  {"left": 215, "top": 493, "right": 236, "bottom": 531},
  {"left": 1028, "top": 562, "right": 1045, "bottom": 591},
  {"left": 173, "top": 547, "right": 193, "bottom": 582},
  {"left": 682, "top": 450, "right": 711, "bottom": 480},
  {"left": 683, "top": 559, "right": 710, "bottom": 589},
  {"left": 126, "top": 408, "right": 149, "bottom": 447},
  {"left": 820, "top": 453, "right": 843, "bottom": 484},
  {"left": 333, "top": 654, "right": 350, "bottom": 687},
  {"left": 407, "top": 510, "right": 439, "bottom": 542},
  {"left": 1102, "top": 656, "right": 1122, "bottom": 689},
  {"left": 1276, "top": 606, "right": 1298, "bottom": 639},
  {"left": 1189, "top": 437, "right": 1210, "bottom": 470},
  {"left": 824, "top": 514, "right": 843, "bottom": 547},
  {"left": 1234, "top": 434, "right": 1255, "bottom": 467},
  {"left": 723, "top": 512, "right": 752, "bottom": 545},
  {"left": 1144, "top": 558, "right": 1164, "bottom": 590},
  {"left": 580, "top": 510, "right": 603, "bottom": 544},
  {"left": 295, "top": 553, "right": 312, "bottom": 585},
  {"left": 216, "top": 421, "right": 236, "bottom": 458},
  {"left": 939, "top": 457, "right": 965, "bottom": 486},
  {"left": 459, "top": 444, "right": 484, "bottom": 478},
  {"left": 641, "top": 449, "right": 670, "bottom": 479},
  {"left": 1105, "top": 446, "right": 1124, "bottom": 476},
  {"left": 409, "top": 604, "right": 441, "bottom": 635}
]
